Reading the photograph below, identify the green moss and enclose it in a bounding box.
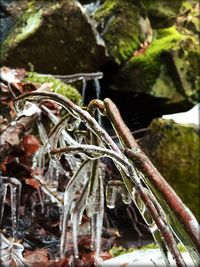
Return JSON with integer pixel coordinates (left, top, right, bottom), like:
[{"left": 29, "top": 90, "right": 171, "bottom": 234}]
[
  {"left": 94, "top": 0, "right": 141, "bottom": 64},
  {"left": 110, "top": 243, "right": 158, "bottom": 257},
  {"left": 109, "top": 246, "right": 136, "bottom": 257},
  {"left": 109, "top": 242, "right": 187, "bottom": 257},
  {"left": 24, "top": 72, "right": 82, "bottom": 104},
  {"left": 141, "top": 119, "right": 200, "bottom": 221},
  {"left": 126, "top": 27, "right": 183, "bottom": 89}
]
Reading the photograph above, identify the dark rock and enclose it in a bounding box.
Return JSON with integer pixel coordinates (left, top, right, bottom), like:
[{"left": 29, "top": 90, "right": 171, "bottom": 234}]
[{"left": 0, "top": 0, "right": 107, "bottom": 74}]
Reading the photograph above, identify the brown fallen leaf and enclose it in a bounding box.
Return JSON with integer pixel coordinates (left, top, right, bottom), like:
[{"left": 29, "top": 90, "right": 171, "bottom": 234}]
[
  {"left": 24, "top": 249, "right": 49, "bottom": 267},
  {"left": 21, "top": 134, "right": 41, "bottom": 155}
]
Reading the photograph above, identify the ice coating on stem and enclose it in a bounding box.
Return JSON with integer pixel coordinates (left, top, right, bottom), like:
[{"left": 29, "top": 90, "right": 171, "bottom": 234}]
[
  {"left": 0, "top": 177, "right": 21, "bottom": 238},
  {"left": 14, "top": 91, "right": 121, "bottom": 153},
  {"left": 60, "top": 160, "right": 91, "bottom": 258}
]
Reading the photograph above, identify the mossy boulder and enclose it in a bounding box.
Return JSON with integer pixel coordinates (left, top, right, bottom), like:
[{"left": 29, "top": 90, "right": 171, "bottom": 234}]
[
  {"left": 113, "top": 26, "right": 199, "bottom": 109},
  {"left": 139, "top": 118, "right": 200, "bottom": 221},
  {"left": 23, "top": 71, "right": 82, "bottom": 104},
  {"left": 0, "top": 0, "right": 107, "bottom": 74},
  {"left": 142, "top": 0, "right": 183, "bottom": 28},
  {"left": 93, "top": 0, "right": 153, "bottom": 65}
]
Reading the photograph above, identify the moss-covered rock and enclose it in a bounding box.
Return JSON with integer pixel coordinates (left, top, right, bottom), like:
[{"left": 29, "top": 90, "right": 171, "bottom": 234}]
[
  {"left": 0, "top": 0, "right": 107, "bottom": 74},
  {"left": 93, "top": 0, "right": 153, "bottom": 65},
  {"left": 139, "top": 118, "right": 200, "bottom": 221},
  {"left": 23, "top": 71, "right": 82, "bottom": 104},
  {"left": 142, "top": 0, "right": 183, "bottom": 28},
  {"left": 113, "top": 26, "right": 199, "bottom": 108}
]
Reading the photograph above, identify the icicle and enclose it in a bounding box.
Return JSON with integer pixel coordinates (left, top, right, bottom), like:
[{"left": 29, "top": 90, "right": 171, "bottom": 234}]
[
  {"left": 60, "top": 160, "right": 91, "bottom": 258},
  {"left": 71, "top": 182, "right": 89, "bottom": 258},
  {"left": 86, "top": 160, "right": 100, "bottom": 217},
  {"left": 106, "top": 184, "right": 117, "bottom": 209},
  {"left": 82, "top": 78, "right": 86, "bottom": 103},
  {"left": 9, "top": 179, "right": 22, "bottom": 238},
  {"left": 118, "top": 185, "right": 132, "bottom": 205},
  {"left": 89, "top": 174, "right": 104, "bottom": 265},
  {"left": 50, "top": 72, "right": 103, "bottom": 83},
  {"left": 0, "top": 182, "right": 8, "bottom": 225},
  {"left": 45, "top": 158, "right": 65, "bottom": 190},
  {"left": 106, "top": 180, "right": 132, "bottom": 209},
  {"left": 0, "top": 177, "right": 21, "bottom": 238},
  {"left": 94, "top": 78, "right": 101, "bottom": 100},
  {"left": 94, "top": 174, "right": 104, "bottom": 263}
]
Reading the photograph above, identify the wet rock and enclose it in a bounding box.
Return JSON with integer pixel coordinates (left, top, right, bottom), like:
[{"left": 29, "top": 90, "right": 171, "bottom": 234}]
[
  {"left": 139, "top": 118, "right": 200, "bottom": 221},
  {"left": 143, "top": 0, "right": 183, "bottom": 28},
  {"left": 0, "top": 0, "right": 107, "bottom": 74},
  {"left": 93, "top": 0, "right": 153, "bottom": 65}
]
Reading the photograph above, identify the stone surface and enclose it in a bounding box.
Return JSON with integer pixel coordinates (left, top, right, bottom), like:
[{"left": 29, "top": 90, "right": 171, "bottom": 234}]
[
  {"left": 0, "top": 0, "right": 107, "bottom": 74},
  {"left": 139, "top": 118, "right": 200, "bottom": 221}
]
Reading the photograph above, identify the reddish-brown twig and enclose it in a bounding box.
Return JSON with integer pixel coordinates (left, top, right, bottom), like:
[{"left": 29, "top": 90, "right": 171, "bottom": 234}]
[{"left": 103, "top": 98, "right": 200, "bottom": 253}]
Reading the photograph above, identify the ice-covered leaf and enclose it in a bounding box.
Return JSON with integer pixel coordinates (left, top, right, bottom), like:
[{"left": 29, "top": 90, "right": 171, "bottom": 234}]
[{"left": 0, "top": 233, "right": 26, "bottom": 267}]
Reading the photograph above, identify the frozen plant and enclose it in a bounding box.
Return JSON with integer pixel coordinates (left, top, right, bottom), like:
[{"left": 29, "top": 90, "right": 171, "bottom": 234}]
[{"left": 12, "top": 90, "right": 200, "bottom": 267}]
